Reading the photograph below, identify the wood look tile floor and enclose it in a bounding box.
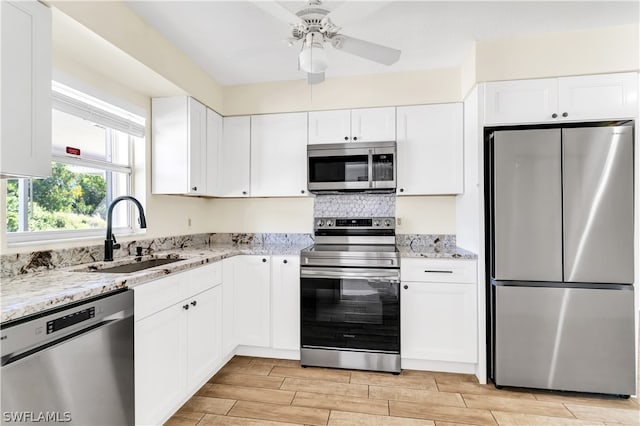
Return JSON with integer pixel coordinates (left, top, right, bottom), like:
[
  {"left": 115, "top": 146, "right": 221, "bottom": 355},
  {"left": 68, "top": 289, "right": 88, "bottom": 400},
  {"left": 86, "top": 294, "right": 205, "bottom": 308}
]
[{"left": 165, "top": 356, "right": 640, "bottom": 426}]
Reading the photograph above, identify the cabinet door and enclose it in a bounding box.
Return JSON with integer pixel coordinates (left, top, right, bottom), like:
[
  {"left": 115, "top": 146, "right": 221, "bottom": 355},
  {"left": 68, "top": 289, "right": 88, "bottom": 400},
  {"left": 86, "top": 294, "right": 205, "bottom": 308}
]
[
  {"left": 558, "top": 73, "right": 639, "bottom": 121},
  {"left": 397, "top": 104, "right": 463, "bottom": 195},
  {"left": 401, "top": 281, "right": 477, "bottom": 363},
  {"left": 206, "top": 108, "right": 223, "bottom": 196},
  {"left": 308, "top": 110, "right": 351, "bottom": 144},
  {"left": 271, "top": 256, "right": 300, "bottom": 351},
  {"left": 220, "top": 116, "right": 251, "bottom": 197},
  {"left": 221, "top": 257, "right": 237, "bottom": 357},
  {"left": 351, "top": 107, "right": 396, "bottom": 142},
  {"left": 187, "top": 97, "right": 207, "bottom": 195},
  {"left": 135, "top": 305, "right": 186, "bottom": 426},
  {"left": 251, "top": 113, "right": 308, "bottom": 197},
  {"left": 233, "top": 256, "right": 271, "bottom": 347},
  {"left": 186, "top": 286, "right": 222, "bottom": 390},
  {"left": 484, "top": 79, "right": 558, "bottom": 125},
  {"left": 1, "top": 0, "right": 51, "bottom": 178}
]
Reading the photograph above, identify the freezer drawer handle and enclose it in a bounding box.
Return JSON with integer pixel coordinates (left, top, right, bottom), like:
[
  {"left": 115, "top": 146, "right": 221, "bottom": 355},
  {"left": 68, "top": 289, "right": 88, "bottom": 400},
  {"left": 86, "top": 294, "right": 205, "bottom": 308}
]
[{"left": 424, "top": 270, "right": 453, "bottom": 273}]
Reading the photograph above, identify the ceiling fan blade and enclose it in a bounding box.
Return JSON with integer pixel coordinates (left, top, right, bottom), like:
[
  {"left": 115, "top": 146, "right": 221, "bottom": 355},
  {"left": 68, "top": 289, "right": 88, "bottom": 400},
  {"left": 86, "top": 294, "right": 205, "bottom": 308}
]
[
  {"left": 325, "top": 1, "right": 390, "bottom": 27},
  {"left": 307, "top": 72, "right": 325, "bottom": 85},
  {"left": 251, "top": 1, "right": 305, "bottom": 26},
  {"left": 331, "top": 35, "right": 400, "bottom": 65}
]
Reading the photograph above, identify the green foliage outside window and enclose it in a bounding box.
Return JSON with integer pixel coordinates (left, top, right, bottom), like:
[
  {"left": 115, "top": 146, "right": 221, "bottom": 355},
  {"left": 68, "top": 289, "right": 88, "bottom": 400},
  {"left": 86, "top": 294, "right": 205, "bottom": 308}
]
[{"left": 6, "top": 163, "right": 108, "bottom": 232}]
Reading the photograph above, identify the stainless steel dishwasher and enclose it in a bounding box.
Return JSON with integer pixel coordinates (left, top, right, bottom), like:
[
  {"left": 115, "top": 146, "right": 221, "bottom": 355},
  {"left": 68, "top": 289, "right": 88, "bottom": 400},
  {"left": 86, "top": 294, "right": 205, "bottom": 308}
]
[{"left": 1, "top": 289, "right": 134, "bottom": 425}]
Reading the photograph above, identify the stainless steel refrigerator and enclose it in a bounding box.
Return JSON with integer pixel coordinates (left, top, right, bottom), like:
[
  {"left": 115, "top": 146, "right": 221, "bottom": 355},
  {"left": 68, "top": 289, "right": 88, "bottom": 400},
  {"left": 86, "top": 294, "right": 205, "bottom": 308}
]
[{"left": 488, "top": 123, "right": 636, "bottom": 396}]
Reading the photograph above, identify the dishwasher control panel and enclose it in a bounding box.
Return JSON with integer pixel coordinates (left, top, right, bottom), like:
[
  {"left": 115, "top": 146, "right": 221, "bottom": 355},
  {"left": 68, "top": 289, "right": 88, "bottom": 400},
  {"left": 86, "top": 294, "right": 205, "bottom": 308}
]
[{"left": 46, "top": 307, "right": 95, "bottom": 334}]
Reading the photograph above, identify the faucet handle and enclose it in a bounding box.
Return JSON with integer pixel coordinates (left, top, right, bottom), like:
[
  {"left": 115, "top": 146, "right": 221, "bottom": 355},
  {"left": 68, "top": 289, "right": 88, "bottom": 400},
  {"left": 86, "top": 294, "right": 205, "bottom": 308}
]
[{"left": 112, "top": 234, "right": 121, "bottom": 250}]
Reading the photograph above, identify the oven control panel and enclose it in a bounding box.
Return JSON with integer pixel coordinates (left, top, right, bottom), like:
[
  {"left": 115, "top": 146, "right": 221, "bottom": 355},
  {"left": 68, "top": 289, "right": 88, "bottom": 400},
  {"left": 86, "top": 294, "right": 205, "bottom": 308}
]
[{"left": 315, "top": 217, "right": 395, "bottom": 230}]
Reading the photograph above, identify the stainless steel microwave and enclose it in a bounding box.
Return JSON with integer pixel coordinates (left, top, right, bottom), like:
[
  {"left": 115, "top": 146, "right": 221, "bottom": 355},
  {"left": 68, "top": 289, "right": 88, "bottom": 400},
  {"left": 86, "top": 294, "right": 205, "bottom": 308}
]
[{"left": 307, "top": 141, "right": 396, "bottom": 193}]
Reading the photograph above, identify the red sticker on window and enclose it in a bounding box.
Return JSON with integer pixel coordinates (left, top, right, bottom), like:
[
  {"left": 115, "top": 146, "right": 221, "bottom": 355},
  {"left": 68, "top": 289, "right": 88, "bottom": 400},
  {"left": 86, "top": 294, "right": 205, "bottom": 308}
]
[{"left": 66, "top": 147, "right": 81, "bottom": 156}]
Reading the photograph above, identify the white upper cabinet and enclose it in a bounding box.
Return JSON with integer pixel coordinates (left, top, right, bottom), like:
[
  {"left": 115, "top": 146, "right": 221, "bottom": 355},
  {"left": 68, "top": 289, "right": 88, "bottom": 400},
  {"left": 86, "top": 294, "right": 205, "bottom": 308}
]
[
  {"left": 206, "top": 109, "right": 223, "bottom": 196},
  {"left": 152, "top": 96, "right": 208, "bottom": 196},
  {"left": 396, "top": 103, "right": 463, "bottom": 195},
  {"left": 557, "top": 73, "right": 639, "bottom": 121},
  {"left": 219, "top": 116, "right": 251, "bottom": 197},
  {"left": 308, "top": 109, "right": 351, "bottom": 144},
  {"left": 1, "top": 0, "right": 52, "bottom": 178},
  {"left": 308, "top": 107, "right": 396, "bottom": 144},
  {"left": 485, "top": 73, "right": 639, "bottom": 125},
  {"left": 484, "top": 79, "right": 557, "bottom": 125},
  {"left": 351, "top": 107, "right": 396, "bottom": 142},
  {"left": 251, "top": 112, "right": 308, "bottom": 197}
]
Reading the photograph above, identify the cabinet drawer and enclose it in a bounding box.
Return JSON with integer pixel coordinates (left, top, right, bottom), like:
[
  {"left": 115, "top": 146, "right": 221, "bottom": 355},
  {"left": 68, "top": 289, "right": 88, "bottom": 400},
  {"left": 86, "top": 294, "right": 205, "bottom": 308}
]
[
  {"left": 134, "top": 274, "right": 182, "bottom": 320},
  {"left": 401, "top": 259, "right": 476, "bottom": 283},
  {"left": 180, "top": 262, "right": 222, "bottom": 300}
]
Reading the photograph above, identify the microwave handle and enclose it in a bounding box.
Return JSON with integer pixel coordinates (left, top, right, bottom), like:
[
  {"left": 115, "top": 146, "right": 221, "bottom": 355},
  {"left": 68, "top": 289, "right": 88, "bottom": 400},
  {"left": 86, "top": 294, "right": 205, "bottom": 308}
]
[{"left": 368, "top": 150, "right": 373, "bottom": 188}]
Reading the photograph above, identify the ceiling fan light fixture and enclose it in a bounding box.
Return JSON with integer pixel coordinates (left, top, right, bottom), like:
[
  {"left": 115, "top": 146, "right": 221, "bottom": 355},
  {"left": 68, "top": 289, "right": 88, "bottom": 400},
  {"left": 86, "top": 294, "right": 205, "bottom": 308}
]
[{"left": 299, "top": 35, "right": 328, "bottom": 74}]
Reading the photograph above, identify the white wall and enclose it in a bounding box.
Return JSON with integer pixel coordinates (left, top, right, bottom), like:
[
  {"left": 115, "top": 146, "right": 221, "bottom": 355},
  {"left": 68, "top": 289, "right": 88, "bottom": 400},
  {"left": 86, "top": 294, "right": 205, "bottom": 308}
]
[{"left": 476, "top": 24, "right": 639, "bottom": 82}]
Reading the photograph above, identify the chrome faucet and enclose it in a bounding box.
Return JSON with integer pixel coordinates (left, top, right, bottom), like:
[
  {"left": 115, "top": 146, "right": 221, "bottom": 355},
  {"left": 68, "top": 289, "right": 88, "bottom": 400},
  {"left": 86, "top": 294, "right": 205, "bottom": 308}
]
[{"left": 105, "top": 196, "right": 147, "bottom": 261}]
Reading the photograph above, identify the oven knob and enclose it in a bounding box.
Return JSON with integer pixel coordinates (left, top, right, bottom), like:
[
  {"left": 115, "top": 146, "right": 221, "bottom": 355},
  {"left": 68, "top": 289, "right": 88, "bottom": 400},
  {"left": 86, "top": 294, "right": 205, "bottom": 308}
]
[
  {"left": 373, "top": 220, "right": 380, "bottom": 227},
  {"left": 384, "top": 219, "right": 392, "bottom": 227},
  {"left": 326, "top": 219, "right": 333, "bottom": 227},
  {"left": 316, "top": 219, "right": 325, "bottom": 227}
]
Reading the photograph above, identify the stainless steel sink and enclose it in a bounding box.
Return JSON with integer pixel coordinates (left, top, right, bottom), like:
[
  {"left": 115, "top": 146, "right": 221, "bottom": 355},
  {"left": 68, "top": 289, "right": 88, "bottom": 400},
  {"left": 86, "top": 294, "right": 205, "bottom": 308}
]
[{"left": 76, "top": 258, "right": 183, "bottom": 274}]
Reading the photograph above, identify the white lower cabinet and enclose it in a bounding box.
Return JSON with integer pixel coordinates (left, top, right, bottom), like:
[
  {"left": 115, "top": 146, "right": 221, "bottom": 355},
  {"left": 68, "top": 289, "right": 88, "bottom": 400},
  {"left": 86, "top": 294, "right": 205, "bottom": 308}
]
[
  {"left": 231, "top": 255, "right": 271, "bottom": 347},
  {"left": 401, "top": 259, "right": 477, "bottom": 366},
  {"left": 135, "top": 303, "right": 183, "bottom": 425},
  {"left": 271, "top": 255, "right": 300, "bottom": 351},
  {"left": 134, "top": 262, "right": 222, "bottom": 425},
  {"left": 186, "top": 286, "right": 222, "bottom": 389}
]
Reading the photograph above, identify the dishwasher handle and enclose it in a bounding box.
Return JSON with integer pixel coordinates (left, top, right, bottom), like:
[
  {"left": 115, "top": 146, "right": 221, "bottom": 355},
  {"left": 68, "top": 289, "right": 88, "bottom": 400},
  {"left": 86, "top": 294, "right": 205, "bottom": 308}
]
[{"left": 1, "top": 313, "right": 128, "bottom": 367}]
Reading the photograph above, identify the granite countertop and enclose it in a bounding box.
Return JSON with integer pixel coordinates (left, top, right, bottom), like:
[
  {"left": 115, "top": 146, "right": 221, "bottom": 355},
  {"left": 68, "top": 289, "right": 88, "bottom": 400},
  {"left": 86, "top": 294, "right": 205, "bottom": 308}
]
[
  {"left": 398, "top": 245, "right": 478, "bottom": 260},
  {"left": 1, "top": 244, "right": 310, "bottom": 323}
]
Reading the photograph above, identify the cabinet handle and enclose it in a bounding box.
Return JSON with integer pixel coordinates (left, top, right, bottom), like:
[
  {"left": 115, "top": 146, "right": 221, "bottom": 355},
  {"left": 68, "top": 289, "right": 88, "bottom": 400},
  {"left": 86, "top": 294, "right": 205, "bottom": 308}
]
[
  {"left": 403, "top": 285, "right": 408, "bottom": 290},
  {"left": 301, "top": 189, "right": 305, "bottom": 194},
  {"left": 562, "top": 112, "right": 568, "bottom": 117},
  {"left": 262, "top": 258, "right": 267, "bottom": 263},
  {"left": 353, "top": 136, "right": 358, "bottom": 141},
  {"left": 283, "top": 259, "right": 288, "bottom": 264},
  {"left": 191, "top": 300, "right": 197, "bottom": 307},
  {"left": 399, "top": 188, "right": 404, "bottom": 193},
  {"left": 552, "top": 113, "right": 558, "bottom": 118},
  {"left": 192, "top": 186, "right": 197, "bottom": 191},
  {"left": 344, "top": 136, "right": 349, "bottom": 141},
  {"left": 424, "top": 270, "right": 453, "bottom": 273},
  {"left": 183, "top": 304, "right": 189, "bottom": 310},
  {"left": 242, "top": 191, "right": 247, "bottom": 195}
]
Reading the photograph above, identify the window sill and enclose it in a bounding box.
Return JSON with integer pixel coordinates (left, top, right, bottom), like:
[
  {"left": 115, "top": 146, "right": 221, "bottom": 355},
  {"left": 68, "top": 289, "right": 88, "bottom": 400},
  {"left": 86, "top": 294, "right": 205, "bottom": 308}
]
[{"left": 6, "top": 228, "right": 147, "bottom": 250}]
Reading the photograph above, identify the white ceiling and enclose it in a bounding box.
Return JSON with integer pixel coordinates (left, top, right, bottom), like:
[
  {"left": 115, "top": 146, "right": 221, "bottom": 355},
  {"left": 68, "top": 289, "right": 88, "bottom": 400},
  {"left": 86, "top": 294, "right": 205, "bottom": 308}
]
[{"left": 124, "top": 1, "right": 639, "bottom": 86}]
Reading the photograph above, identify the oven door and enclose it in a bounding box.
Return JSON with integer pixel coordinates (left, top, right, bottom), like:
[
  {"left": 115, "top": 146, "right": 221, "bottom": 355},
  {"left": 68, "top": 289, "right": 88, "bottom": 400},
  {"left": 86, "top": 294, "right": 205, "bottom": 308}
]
[{"left": 300, "top": 267, "right": 400, "bottom": 353}]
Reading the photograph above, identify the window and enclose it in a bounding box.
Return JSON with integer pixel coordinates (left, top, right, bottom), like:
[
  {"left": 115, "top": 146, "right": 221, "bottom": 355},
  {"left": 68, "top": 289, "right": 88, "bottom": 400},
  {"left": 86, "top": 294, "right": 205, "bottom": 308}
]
[{"left": 6, "top": 82, "right": 145, "bottom": 243}]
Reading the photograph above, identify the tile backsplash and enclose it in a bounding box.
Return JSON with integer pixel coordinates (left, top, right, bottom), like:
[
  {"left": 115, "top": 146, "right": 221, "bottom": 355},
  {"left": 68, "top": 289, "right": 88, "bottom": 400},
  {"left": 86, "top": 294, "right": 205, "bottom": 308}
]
[{"left": 313, "top": 193, "right": 395, "bottom": 218}]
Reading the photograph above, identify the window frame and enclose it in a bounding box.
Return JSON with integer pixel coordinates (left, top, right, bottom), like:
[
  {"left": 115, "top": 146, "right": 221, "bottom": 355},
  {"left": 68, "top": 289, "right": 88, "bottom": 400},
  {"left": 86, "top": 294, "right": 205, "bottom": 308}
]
[{"left": 6, "top": 82, "right": 144, "bottom": 247}]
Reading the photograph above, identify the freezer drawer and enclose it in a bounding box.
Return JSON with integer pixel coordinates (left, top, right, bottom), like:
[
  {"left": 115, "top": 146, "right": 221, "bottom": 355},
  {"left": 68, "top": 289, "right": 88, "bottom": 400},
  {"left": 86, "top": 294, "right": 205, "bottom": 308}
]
[{"left": 494, "top": 284, "right": 635, "bottom": 395}]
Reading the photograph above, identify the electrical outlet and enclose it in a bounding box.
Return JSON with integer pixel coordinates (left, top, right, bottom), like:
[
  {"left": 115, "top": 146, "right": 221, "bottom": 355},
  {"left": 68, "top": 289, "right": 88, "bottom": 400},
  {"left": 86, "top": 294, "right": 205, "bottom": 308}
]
[
  {"left": 188, "top": 218, "right": 192, "bottom": 227},
  {"left": 396, "top": 217, "right": 402, "bottom": 226}
]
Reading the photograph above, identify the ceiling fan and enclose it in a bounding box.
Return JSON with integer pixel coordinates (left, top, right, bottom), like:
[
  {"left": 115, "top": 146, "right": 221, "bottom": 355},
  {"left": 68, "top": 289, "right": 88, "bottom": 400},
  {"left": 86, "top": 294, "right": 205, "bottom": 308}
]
[{"left": 253, "top": 0, "right": 401, "bottom": 84}]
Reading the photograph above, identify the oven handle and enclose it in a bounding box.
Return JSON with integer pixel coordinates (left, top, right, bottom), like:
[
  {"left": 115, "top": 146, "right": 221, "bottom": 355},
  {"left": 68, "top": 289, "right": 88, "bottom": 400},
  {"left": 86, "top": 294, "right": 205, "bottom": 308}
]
[{"left": 300, "top": 267, "right": 400, "bottom": 282}]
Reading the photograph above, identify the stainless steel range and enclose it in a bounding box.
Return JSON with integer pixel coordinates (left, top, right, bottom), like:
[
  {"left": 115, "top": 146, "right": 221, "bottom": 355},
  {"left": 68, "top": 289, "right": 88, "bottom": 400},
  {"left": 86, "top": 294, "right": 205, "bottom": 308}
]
[{"left": 300, "top": 216, "right": 400, "bottom": 373}]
